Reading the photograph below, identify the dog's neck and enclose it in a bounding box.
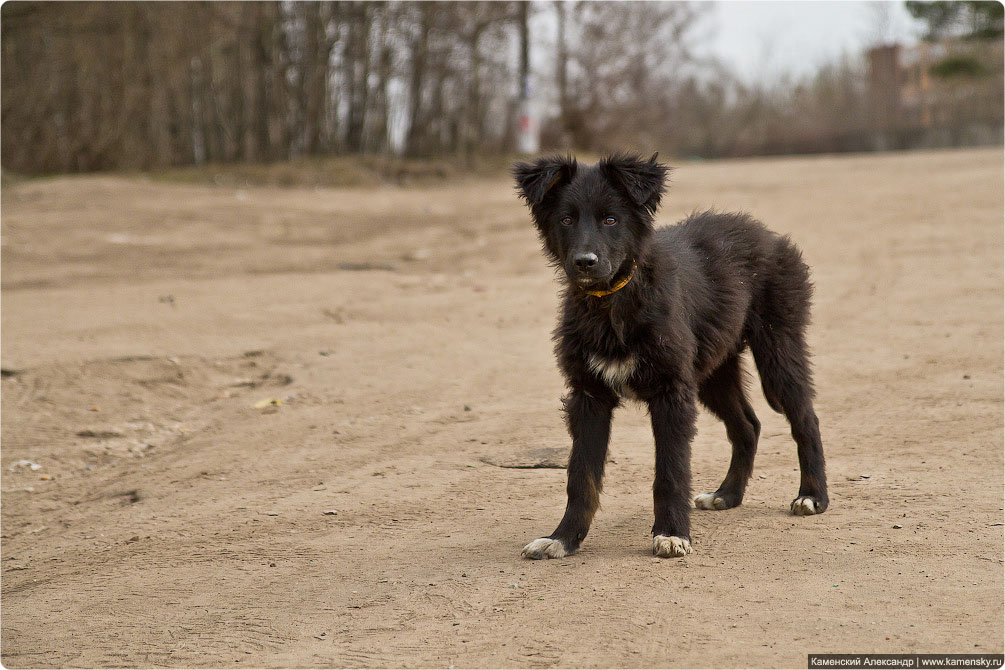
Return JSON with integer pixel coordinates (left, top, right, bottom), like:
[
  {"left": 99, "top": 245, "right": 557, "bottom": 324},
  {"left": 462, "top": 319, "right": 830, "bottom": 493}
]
[
  {"left": 583, "top": 260, "right": 637, "bottom": 298},
  {"left": 568, "top": 256, "right": 642, "bottom": 302},
  {"left": 567, "top": 257, "right": 645, "bottom": 345}
]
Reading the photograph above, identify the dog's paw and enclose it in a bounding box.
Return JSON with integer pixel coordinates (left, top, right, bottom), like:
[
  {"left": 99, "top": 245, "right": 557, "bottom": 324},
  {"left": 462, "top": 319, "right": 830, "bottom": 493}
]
[
  {"left": 790, "top": 496, "right": 827, "bottom": 515},
  {"left": 694, "top": 491, "right": 739, "bottom": 510},
  {"left": 521, "top": 537, "right": 569, "bottom": 559},
  {"left": 652, "top": 535, "right": 692, "bottom": 558}
]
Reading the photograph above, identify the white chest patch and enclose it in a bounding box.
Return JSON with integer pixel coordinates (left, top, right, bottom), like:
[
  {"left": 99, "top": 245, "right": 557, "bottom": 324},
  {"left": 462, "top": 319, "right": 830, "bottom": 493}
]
[{"left": 587, "top": 353, "right": 639, "bottom": 400}]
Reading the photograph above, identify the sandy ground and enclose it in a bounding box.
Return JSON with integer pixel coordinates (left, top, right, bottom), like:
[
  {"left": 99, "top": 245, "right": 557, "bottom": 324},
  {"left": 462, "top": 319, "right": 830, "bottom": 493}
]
[{"left": 1, "top": 148, "right": 1002, "bottom": 669}]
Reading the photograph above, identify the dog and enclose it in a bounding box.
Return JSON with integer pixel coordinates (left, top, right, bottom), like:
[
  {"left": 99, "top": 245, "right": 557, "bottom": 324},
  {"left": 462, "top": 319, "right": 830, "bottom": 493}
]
[{"left": 513, "top": 152, "right": 828, "bottom": 559}]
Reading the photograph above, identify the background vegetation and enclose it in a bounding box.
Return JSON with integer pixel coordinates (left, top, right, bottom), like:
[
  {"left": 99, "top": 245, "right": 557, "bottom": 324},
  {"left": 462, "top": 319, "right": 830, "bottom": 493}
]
[{"left": 1, "top": 1, "right": 1001, "bottom": 175}]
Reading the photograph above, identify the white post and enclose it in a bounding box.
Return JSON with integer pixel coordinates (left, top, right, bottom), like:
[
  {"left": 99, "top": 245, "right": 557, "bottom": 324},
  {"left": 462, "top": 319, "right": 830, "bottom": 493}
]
[
  {"left": 517, "top": 97, "right": 540, "bottom": 154},
  {"left": 516, "top": 1, "right": 539, "bottom": 155}
]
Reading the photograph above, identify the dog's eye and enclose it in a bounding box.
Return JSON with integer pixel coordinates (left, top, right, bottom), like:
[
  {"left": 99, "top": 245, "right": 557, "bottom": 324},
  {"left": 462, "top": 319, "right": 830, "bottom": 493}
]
[
  {"left": 561, "top": 216, "right": 573, "bottom": 226},
  {"left": 604, "top": 216, "right": 617, "bottom": 226}
]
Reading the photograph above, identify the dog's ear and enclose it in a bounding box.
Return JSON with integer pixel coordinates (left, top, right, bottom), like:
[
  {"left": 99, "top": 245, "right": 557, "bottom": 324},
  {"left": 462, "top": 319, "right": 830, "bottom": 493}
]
[
  {"left": 599, "top": 152, "right": 670, "bottom": 214},
  {"left": 512, "top": 156, "right": 577, "bottom": 206}
]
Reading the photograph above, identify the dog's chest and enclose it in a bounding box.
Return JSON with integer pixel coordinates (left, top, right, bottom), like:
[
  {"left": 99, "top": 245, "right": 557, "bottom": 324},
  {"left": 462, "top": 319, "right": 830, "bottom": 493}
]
[{"left": 587, "top": 353, "right": 640, "bottom": 400}]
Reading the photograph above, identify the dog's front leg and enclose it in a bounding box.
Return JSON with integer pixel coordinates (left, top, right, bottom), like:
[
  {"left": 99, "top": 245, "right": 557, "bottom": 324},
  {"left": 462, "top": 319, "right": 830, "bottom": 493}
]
[
  {"left": 648, "top": 384, "right": 698, "bottom": 558},
  {"left": 522, "top": 388, "right": 616, "bottom": 559}
]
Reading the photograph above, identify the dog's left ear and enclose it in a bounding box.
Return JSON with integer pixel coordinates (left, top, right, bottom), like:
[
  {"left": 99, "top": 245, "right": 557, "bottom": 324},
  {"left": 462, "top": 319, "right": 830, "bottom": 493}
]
[
  {"left": 600, "top": 152, "right": 670, "bottom": 214},
  {"left": 512, "top": 155, "right": 577, "bottom": 206}
]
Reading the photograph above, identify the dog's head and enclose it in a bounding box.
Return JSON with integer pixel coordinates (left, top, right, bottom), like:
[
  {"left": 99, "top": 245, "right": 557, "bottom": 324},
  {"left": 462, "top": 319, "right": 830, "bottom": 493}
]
[{"left": 513, "top": 152, "right": 669, "bottom": 290}]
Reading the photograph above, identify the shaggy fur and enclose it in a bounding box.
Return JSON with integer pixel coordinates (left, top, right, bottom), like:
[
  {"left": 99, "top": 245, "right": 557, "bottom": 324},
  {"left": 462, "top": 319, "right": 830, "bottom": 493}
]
[{"left": 513, "top": 153, "right": 828, "bottom": 559}]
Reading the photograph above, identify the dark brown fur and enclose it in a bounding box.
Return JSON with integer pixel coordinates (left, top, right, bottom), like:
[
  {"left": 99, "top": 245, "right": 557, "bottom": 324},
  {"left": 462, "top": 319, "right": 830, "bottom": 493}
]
[{"left": 514, "top": 153, "right": 829, "bottom": 559}]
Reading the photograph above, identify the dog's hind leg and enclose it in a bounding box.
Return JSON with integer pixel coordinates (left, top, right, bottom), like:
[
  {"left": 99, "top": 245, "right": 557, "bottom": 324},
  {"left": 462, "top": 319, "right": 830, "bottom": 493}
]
[
  {"left": 695, "top": 354, "right": 760, "bottom": 510},
  {"left": 748, "top": 243, "right": 829, "bottom": 515},
  {"left": 522, "top": 389, "right": 617, "bottom": 559}
]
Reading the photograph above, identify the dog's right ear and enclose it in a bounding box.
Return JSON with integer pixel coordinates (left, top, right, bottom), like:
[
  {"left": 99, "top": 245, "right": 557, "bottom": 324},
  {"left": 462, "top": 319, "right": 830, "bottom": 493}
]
[
  {"left": 512, "top": 156, "right": 577, "bottom": 206},
  {"left": 599, "top": 152, "right": 670, "bottom": 215}
]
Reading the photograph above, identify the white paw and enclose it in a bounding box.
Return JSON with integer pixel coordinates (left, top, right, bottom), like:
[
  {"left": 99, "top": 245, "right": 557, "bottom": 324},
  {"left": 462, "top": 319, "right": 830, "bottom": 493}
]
[
  {"left": 694, "top": 492, "right": 728, "bottom": 510},
  {"left": 521, "top": 537, "right": 568, "bottom": 559},
  {"left": 791, "top": 496, "right": 823, "bottom": 515},
  {"left": 652, "top": 535, "right": 692, "bottom": 558}
]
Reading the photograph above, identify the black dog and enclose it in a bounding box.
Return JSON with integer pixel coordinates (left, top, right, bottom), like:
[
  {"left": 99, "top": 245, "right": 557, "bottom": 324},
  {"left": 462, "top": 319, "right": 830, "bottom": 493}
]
[{"left": 513, "top": 153, "right": 828, "bottom": 559}]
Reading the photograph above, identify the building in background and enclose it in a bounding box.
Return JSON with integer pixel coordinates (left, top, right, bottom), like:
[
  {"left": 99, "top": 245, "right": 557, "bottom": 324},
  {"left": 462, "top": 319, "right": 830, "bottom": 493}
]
[{"left": 868, "top": 31, "right": 1003, "bottom": 150}]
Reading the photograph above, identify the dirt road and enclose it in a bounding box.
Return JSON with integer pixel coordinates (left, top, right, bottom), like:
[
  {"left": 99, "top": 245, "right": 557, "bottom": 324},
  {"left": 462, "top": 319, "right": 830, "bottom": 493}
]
[{"left": 2, "top": 148, "right": 1002, "bottom": 668}]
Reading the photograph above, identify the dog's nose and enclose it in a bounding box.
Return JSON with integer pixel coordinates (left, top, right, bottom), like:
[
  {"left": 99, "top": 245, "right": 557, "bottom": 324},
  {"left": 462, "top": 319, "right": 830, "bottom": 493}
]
[{"left": 574, "top": 253, "right": 598, "bottom": 269}]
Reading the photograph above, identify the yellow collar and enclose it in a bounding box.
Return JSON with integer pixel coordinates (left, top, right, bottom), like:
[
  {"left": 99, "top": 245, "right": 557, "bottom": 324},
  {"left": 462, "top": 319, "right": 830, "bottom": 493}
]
[{"left": 584, "top": 261, "right": 637, "bottom": 297}]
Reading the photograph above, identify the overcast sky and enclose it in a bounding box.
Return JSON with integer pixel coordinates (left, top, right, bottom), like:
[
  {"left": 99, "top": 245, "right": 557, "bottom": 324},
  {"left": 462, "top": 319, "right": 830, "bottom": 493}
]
[{"left": 698, "top": 1, "right": 928, "bottom": 83}]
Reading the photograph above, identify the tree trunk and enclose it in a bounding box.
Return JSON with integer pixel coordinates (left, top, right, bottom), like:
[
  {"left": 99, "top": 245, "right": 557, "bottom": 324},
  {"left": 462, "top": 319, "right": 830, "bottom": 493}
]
[{"left": 404, "top": 3, "right": 433, "bottom": 156}]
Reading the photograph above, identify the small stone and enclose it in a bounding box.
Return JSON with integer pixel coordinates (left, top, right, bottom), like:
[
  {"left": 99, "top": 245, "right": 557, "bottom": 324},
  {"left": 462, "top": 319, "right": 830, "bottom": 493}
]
[
  {"left": 893, "top": 524, "right": 903, "bottom": 529},
  {"left": 323, "top": 510, "right": 338, "bottom": 516},
  {"left": 253, "top": 398, "right": 282, "bottom": 409},
  {"left": 8, "top": 460, "right": 42, "bottom": 472}
]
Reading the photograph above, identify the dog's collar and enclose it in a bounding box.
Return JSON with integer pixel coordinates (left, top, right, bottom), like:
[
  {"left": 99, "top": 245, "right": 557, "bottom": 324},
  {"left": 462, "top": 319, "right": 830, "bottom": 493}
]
[{"left": 584, "top": 260, "right": 637, "bottom": 297}]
